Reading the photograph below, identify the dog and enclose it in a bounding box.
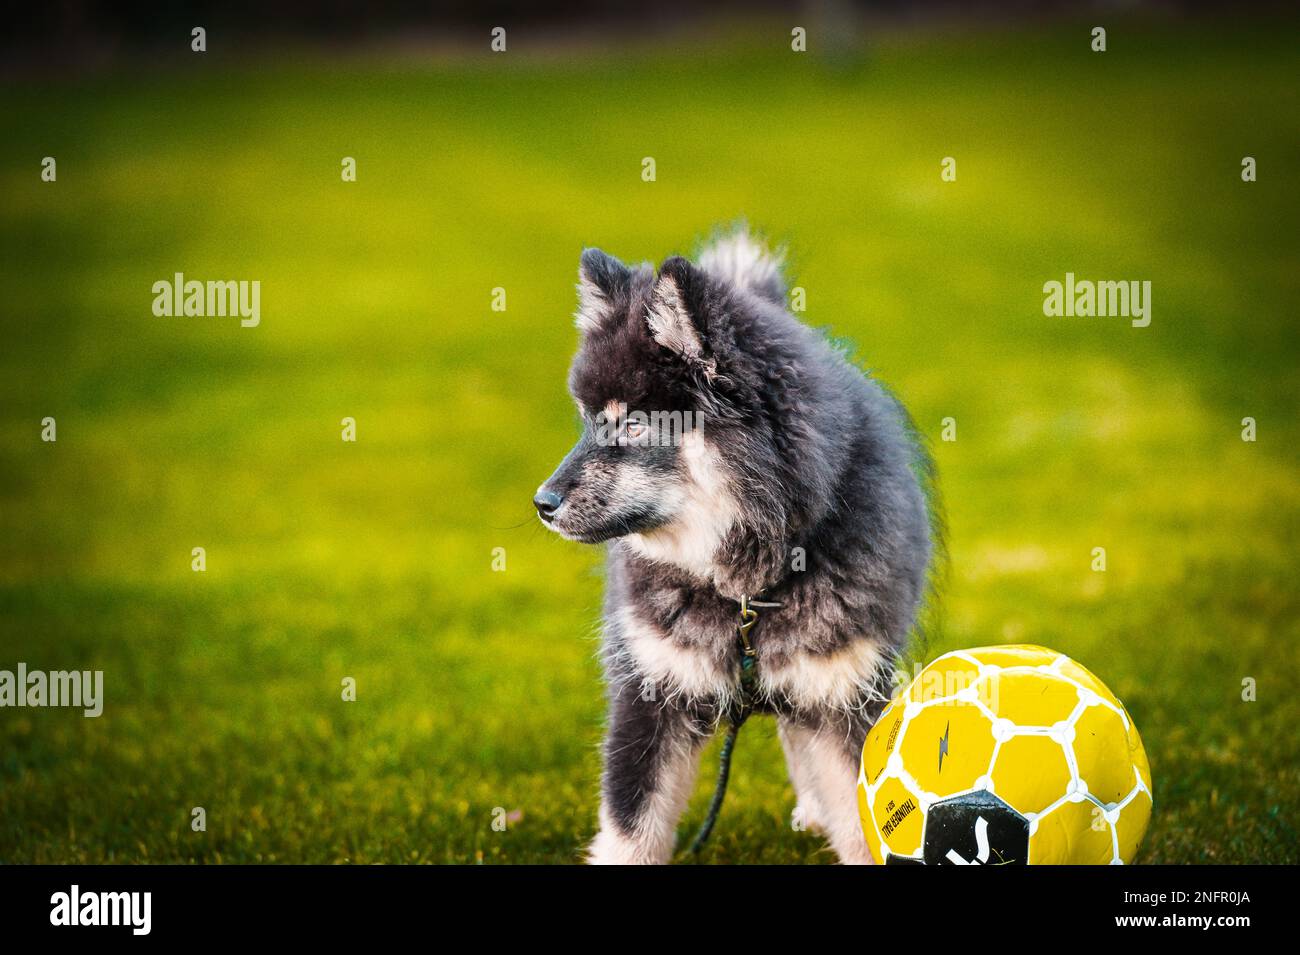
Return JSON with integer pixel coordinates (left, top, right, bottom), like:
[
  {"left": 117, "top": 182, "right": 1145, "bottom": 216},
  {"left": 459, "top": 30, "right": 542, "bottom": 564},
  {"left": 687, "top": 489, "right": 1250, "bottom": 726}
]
[{"left": 535, "top": 228, "right": 937, "bottom": 864}]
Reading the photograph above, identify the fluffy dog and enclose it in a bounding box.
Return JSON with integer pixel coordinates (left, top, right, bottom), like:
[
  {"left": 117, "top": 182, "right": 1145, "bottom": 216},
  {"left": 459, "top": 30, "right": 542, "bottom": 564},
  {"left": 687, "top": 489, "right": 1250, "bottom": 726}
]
[{"left": 535, "top": 229, "right": 937, "bottom": 864}]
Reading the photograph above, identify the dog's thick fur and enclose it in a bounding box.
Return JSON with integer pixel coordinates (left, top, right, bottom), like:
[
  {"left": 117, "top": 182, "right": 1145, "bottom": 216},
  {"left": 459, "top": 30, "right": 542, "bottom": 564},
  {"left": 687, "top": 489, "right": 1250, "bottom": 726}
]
[{"left": 536, "top": 228, "right": 936, "bottom": 864}]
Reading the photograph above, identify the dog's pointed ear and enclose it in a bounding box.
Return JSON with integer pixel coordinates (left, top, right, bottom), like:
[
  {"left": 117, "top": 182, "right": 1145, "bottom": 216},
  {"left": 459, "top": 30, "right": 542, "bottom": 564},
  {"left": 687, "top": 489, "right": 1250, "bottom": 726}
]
[
  {"left": 575, "top": 248, "right": 630, "bottom": 334},
  {"left": 647, "top": 256, "right": 716, "bottom": 376}
]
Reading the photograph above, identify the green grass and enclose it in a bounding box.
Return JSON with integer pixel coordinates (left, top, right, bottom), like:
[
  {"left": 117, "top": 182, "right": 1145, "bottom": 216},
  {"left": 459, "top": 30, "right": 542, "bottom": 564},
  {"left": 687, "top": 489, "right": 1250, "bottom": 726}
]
[{"left": 0, "top": 16, "right": 1296, "bottom": 863}]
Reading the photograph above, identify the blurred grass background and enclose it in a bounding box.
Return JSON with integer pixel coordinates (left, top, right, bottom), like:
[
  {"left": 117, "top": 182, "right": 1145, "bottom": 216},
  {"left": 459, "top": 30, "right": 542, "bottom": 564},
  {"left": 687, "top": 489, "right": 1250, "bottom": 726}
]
[{"left": 0, "top": 15, "right": 1296, "bottom": 863}]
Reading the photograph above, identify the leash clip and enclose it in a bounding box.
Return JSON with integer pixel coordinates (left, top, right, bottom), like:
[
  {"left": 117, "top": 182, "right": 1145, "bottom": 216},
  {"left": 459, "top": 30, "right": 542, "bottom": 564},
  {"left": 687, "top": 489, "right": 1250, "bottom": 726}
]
[{"left": 737, "top": 595, "right": 759, "bottom": 656}]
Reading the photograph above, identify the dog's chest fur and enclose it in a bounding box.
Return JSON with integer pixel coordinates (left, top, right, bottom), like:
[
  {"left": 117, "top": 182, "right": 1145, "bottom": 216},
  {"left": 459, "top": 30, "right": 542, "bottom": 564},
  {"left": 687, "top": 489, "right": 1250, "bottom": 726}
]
[{"left": 605, "top": 548, "right": 894, "bottom": 718}]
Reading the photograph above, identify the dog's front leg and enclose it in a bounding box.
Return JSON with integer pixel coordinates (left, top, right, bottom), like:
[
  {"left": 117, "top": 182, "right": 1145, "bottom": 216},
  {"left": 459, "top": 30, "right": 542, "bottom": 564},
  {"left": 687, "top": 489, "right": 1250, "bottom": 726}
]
[
  {"left": 587, "top": 680, "right": 708, "bottom": 865},
  {"left": 779, "top": 716, "right": 876, "bottom": 864}
]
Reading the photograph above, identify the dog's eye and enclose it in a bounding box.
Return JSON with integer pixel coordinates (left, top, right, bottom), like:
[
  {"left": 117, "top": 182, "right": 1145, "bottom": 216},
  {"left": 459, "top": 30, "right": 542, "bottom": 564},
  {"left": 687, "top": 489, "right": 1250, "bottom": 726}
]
[{"left": 625, "top": 422, "right": 647, "bottom": 441}]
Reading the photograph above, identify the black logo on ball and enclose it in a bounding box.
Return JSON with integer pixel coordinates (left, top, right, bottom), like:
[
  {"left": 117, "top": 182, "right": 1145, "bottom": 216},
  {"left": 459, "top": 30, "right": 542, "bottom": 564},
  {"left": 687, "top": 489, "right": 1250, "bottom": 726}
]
[{"left": 922, "top": 789, "right": 1029, "bottom": 865}]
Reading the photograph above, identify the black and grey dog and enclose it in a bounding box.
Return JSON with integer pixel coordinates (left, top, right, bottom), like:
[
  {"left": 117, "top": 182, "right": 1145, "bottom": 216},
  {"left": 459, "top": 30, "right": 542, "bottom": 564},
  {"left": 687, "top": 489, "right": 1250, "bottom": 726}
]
[{"left": 535, "top": 229, "right": 937, "bottom": 863}]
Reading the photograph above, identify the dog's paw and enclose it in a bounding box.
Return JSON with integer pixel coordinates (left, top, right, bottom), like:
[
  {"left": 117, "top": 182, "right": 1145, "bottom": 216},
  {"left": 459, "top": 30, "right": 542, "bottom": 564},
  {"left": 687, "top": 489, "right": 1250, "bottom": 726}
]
[
  {"left": 834, "top": 839, "right": 878, "bottom": 865},
  {"left": 586, "top": 827, "right": 669, "bottom": 865}
]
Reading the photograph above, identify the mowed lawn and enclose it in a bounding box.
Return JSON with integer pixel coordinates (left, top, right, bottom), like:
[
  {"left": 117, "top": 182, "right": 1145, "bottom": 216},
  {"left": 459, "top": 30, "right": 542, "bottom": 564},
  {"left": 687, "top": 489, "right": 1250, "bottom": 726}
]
[{"left": 0, "top": 17, "right": 1296, "bottom": 863}]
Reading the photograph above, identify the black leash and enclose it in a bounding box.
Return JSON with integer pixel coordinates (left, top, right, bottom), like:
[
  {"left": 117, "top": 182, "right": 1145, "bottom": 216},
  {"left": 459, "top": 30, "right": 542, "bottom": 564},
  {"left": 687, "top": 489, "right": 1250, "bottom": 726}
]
[{"left": 684, "top": 594, "right": 782, "bottom": 856}]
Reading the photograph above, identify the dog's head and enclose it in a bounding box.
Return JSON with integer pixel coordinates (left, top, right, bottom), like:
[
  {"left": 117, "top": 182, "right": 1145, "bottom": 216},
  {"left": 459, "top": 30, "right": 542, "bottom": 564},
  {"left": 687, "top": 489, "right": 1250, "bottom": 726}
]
[{"left": 534, "top": 248, "right": 738, "bottom": 562}]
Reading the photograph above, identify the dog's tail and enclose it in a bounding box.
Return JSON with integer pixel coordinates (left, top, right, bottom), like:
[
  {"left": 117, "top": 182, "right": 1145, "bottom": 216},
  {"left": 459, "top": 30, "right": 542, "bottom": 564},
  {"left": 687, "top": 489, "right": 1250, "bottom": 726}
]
[{"left": 698, "top": 224, "right": 787, "bottom": 306}]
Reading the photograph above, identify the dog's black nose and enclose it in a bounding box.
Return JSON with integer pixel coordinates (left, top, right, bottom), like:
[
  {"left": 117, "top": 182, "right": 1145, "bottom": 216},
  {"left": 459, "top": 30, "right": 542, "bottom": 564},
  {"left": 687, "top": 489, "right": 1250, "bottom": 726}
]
[{"left": 533, "top": 489, "right": 563, "bottom": 520}]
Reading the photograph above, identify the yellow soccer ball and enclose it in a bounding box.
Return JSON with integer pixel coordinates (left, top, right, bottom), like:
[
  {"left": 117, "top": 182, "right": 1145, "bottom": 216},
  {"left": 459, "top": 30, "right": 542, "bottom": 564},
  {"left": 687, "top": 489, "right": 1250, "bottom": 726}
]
[{"left": 857, "top": 644, "right": 1152, "bottom": 865}]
